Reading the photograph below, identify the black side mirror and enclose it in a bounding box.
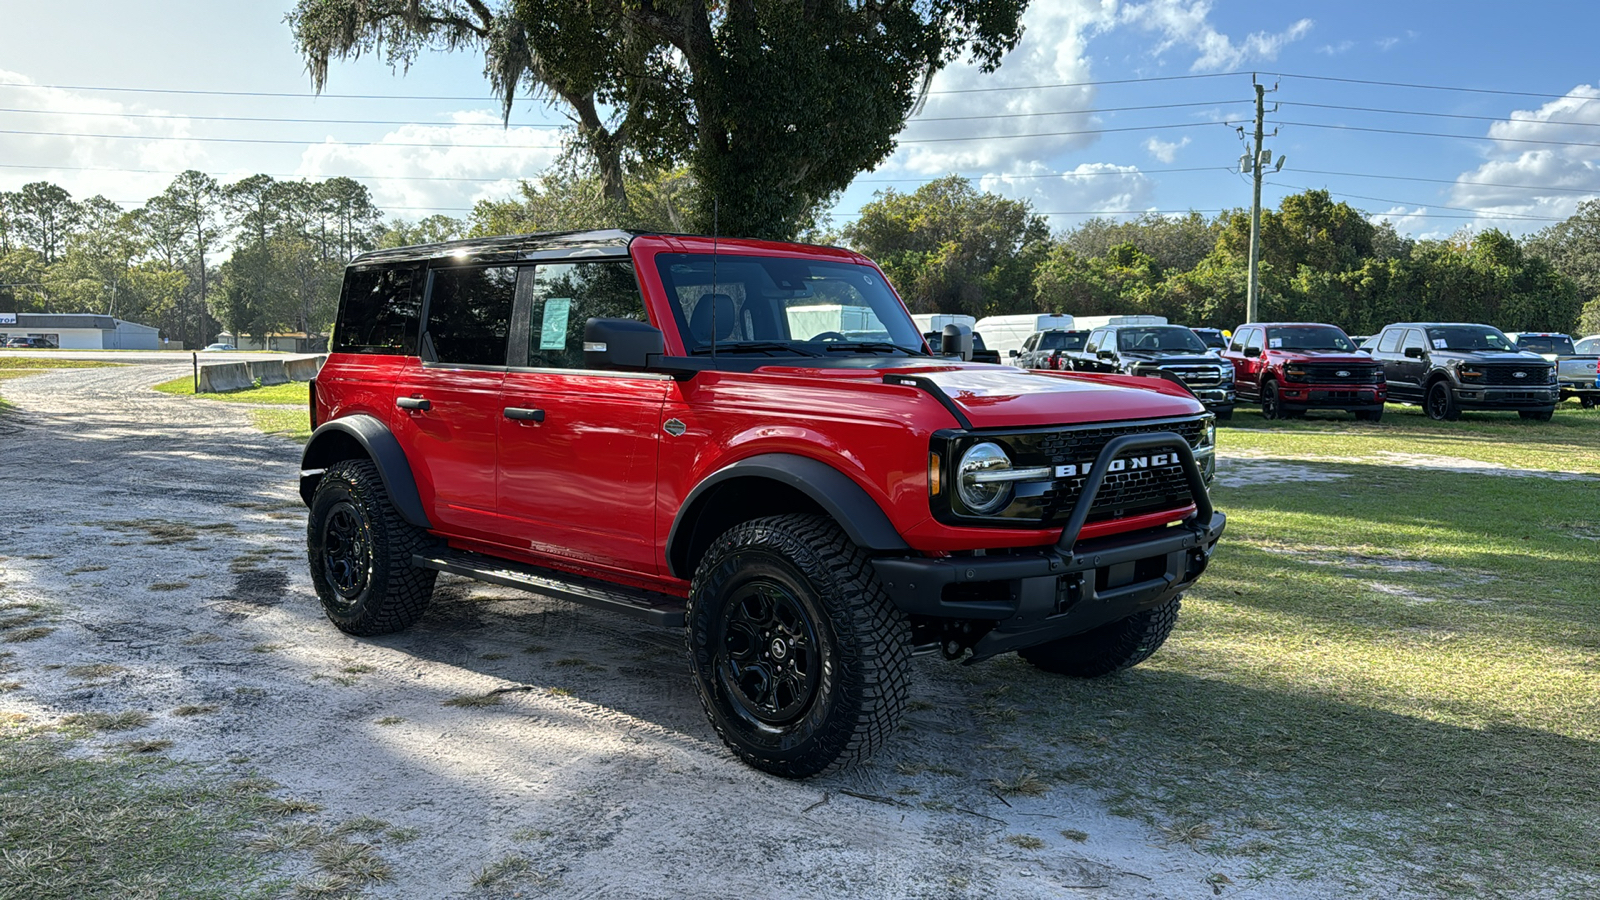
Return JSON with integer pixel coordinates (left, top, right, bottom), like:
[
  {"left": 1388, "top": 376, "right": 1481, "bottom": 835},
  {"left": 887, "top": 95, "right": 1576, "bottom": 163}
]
[
  {"left": 584, "top": 318, "right": 664, "bottom": 370},
  {"left": 940, "top": 323, "right": 974, "bottom": 361},
  {"left": 1007, "top": 348, "right": 1019, "bottom": 358},
  {"left": 1243, "top": 347, "right": 1261, "bottom": 358},
  {"left": 1404, "top": 346, "right": 1425, "bottom": 359},
  {"left": 1098, "top": 349, "right": 1115, "bottom": 360}
]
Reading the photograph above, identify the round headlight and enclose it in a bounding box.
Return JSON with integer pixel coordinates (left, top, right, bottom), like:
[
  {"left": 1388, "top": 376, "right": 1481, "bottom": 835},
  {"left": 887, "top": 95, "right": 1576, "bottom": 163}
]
[
  {"left": 957, "top": 442, "right": 1013, "bottom": 515},
  {"left": 1201, "top": 416, "right": 1217, "bottom": 449}
]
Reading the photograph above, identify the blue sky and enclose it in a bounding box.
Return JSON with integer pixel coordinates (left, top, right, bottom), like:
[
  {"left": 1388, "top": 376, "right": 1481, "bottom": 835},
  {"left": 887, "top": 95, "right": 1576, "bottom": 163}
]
[{"left": 2, "top": 1, "right": 1598, "bottom": 241}]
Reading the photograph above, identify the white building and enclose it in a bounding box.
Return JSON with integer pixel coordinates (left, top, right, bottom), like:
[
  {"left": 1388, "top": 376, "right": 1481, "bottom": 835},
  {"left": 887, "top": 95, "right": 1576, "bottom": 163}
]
[{"left": 0, "top": 313, "right": 163, "bottom": 350}]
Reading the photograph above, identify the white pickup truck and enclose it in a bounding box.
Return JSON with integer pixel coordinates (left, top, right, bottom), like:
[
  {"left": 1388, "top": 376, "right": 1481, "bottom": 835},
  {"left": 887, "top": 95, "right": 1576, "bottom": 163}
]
[{"left": 1508, "top": 332, "right": 1600, "bottom": 408}]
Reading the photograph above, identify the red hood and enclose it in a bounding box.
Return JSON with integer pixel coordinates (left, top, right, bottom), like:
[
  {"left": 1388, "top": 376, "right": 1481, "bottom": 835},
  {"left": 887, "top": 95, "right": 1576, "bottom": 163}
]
[{"left": 749, "top": 361, "right": 1204, "bottom": 429}]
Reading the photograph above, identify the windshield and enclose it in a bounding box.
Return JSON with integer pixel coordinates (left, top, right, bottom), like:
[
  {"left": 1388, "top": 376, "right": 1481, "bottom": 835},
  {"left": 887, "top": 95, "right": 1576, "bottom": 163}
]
[
  {"left": 1039, "top": 331, "right": 1087, "bottom": 352},
  {"left": 1193, "top": 331, "right": 1227, "bottom": 350},
  {"left": 1426, "top": 326, "right": 1516, "bottom": 352},
  {"left": 1267, "top": 325, "right": 1356, "bottom": 352},
  {"left": 653, "top": 253, "right": 925, "bottom": 355},
  {"left": 926, "top": 332, "right": 991, "bottom": 353},
  {"left": 1117, "top": 326, "right": 1208, "bottom": 353},
  {"left": 1516, "top": 335, "right": 1575, "bottom": 355}
]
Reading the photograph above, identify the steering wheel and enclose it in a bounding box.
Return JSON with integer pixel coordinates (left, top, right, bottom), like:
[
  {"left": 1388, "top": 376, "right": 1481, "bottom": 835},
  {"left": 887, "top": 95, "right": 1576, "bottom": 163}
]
[{"left": 811, "top": 331, "right": 848, "bottom": 342}]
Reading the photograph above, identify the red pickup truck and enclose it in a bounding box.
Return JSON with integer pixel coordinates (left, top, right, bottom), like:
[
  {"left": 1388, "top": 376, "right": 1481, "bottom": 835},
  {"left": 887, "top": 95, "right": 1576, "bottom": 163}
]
[
  {"left": 300, "top": 230, "right": 1225, "bottom": 777},
  {"left": 1222, "top": 322, "right": 1387, "bottom": 421}
]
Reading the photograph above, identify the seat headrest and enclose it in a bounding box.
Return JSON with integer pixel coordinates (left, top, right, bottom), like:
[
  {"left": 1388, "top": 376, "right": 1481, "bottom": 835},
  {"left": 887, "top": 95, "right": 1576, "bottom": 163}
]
[{"left": 690, "top": 293, "right": 738, "bottom": 345}]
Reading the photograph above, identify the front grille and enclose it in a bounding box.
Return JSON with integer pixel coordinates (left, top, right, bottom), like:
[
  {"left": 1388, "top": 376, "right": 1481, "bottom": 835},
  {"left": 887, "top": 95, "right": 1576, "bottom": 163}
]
[
  {"left": 1301, "top": 363, "right": 1381, "bottom": 382},
  {"left": 1014, "top": 418, "right": 1205, "bottom": 524},
  {"left": 1160, "top": 365, "right": 1227, "bottom": 387},
  {"left": 1481, "top": 365, "right": 1550, "bottom": 385}
]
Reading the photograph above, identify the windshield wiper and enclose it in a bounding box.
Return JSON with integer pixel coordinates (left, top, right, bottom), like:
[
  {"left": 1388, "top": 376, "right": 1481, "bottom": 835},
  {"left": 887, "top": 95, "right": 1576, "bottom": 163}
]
[
  {"left": 690, "top": 341, "right": 822, "bottom": 357},
  {"left": 818, "top": 341, "right": 924, "bottom": 355}
]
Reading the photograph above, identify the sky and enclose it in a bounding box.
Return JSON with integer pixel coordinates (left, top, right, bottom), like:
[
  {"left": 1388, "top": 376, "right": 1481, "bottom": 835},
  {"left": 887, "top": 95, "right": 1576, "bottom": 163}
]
[{"left": 2, "top": 0, "right": 1599, "bottom": 242}]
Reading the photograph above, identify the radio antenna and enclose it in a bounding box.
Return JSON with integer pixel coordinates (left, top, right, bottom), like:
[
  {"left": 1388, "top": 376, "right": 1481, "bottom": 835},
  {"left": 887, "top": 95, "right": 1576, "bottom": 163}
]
[{"left": 710, "top": 196, "right": 719, "bottom": 361}]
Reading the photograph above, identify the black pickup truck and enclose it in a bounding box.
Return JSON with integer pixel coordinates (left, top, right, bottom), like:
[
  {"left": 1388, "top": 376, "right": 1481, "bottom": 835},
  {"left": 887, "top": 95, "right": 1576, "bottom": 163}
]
[
  {"left": 1068, "top": 324, "right": 1236, "bottom": 418},
  {"left": 1364, "top": 322, "right": 1558, "bottom": 421}
]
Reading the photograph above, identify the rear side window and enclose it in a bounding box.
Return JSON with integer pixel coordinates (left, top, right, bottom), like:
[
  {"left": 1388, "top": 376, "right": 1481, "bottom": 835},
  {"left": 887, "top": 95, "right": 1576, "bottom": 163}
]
[
  {"left": 522, "top": 261, "right": 647, "bottom": 370},
  {"left": 333, "top": 265, "right": 420, "bottom": 355},
  {"left": 425, "top": 265, "right": 517, "bottom": 366}
]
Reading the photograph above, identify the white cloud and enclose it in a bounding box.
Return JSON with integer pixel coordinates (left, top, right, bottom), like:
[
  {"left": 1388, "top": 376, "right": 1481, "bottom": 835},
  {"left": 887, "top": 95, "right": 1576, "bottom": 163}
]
[
  {"left": 1120, "top": 1, "right": 1313, "bottom": 72},
  {"left": 295, "top": 110, "right": 564, "bottom": 218},
  {"left": 1368, "top": 205, "right": 1447, "bottom": 241},
  {"left": 1318, "top": 40, "right": 1356, "bottom": 56},
  {"left": 0, "top": 68, "right": 212, "bottom": 205},
  {"left": 1144, "top": 136, "right": 1191, "bottom": 162},
  {"left": 1445, "top": 85, "right": 1600, "bottom": 231},
  {"left": 982, "top": 161, "right": 1156, "bottom": 226}
]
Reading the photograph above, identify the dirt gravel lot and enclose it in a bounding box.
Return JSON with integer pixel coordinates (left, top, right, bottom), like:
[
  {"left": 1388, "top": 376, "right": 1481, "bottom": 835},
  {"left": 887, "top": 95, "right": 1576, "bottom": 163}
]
[{"left": 0, "top": 365, "right": 1357, "bottom": 899}]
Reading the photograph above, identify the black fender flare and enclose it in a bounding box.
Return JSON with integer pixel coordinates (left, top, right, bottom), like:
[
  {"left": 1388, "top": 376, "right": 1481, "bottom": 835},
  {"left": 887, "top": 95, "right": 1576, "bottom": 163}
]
[
  {"left": 299, "top": 415, "right": 432, "bottom": 529},
  {"left": 666, "top": 453, "right": 909, "bottom": 580}
]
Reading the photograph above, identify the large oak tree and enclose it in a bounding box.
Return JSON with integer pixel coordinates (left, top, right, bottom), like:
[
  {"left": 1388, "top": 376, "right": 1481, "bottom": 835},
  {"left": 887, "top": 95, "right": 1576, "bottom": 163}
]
[{"left": 287, "top": 0, "right": 1029, "bottom": 239}]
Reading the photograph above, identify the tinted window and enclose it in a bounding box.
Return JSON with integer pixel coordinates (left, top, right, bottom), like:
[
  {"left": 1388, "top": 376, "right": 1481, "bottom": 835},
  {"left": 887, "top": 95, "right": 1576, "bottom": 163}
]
[
  {"left": 1377, "top": 329, "right": 1402, "bottom": 353},
  {"left": 1038, "top": 331, "right": 1086, "bottom": 352},
  {"left": 425, "top": 265, "right": 516, "bottom": 366},
  {"left": 524, "top": 262, "right": 647, "bottom": 370},
  {"left": 1514, "top": 335, "right": 1574, "bottom": 355},
  {"left": 333, "top": 264, "right": 420, "bottom": 355},
  {"left": 1266, "top": 325, "right": 1355, "bottom": 352},
  {"left": 1118, "top": 326, "right": 1208, "bottom": 353},
  {"left": 1426, "top": 325, "right": 1514, "bottom": 352}
]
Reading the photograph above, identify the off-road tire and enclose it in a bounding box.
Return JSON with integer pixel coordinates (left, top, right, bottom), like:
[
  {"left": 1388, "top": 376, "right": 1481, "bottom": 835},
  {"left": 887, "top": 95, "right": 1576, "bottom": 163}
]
[
  {"left": 1581, "top": 397, "right": 1596, "bottom": 410},
  {"left": 1355, "top": 408, "right": 1384, "bottom": 422},
  {"left": 1017, "top": 597, "right": 1181, "bottom": 678},
  {"left": 1426, "top": 380, "right": 1461, "bottom": 421},
  {"left": 686, "top": 514, "right": 911, "bottom": 778},
  {"left": 307, "top": 459, "right": 437, "bottom": 636},
  {"left": 1519, "top": 409, "right": 1554, "bottom": 421}
]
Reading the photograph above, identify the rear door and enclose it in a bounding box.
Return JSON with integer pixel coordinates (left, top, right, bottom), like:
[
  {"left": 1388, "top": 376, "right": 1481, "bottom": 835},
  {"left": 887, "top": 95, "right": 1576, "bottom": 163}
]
[
  {"left": 389, "top": 264, "right": 515, "bottom": 541},
  {"left": 496, "top": 259, "right": 670, "bottom": 576}
]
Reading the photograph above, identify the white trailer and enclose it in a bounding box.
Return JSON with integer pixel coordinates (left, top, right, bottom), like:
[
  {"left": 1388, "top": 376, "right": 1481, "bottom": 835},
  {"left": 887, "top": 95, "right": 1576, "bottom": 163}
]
[
  {"left": 972, "top": 313, "right": 1075, "bottom": 358},
  {"left": 911, "top": 313, "right": 976, "bottom": 334},
  {"left": 1071, "top": 314, "right": 1167, "bottom": 331}
]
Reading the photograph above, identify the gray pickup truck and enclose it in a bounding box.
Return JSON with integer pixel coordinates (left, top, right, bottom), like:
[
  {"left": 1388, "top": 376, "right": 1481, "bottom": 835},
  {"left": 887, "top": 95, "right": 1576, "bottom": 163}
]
[{"left": 1507, "top": 333, "right": 1600, "bottom": 408}]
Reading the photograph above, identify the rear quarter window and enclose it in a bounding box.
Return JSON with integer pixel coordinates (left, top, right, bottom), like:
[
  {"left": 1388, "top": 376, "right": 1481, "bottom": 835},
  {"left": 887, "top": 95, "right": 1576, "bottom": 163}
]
[{"left": 332, "top": 265, "right": 422, "bottom": 355}]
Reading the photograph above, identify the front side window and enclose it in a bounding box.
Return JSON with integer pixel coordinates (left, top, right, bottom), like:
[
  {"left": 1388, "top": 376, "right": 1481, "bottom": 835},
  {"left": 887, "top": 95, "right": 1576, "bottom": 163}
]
[
  {"left": 653, "top": 254, "right": 924, "bottom": 356},
  {"left": 1401, "top": 329, "right": 1427, "bottom": 354},
  {"left": 524, "top": 261, "right": 648, "bottom": 370},
  {"left": 1241, "top": 328, "right": 1262, "bottom": 353},
  {"left": 1377, "top": 329, "right": 1402, "bottom": 354},
  {"left": 334, "top": 264, "right": 420, "bottom": 355},
  {"left": 425, "top": 265, "right": 516, "bottom": 366}
]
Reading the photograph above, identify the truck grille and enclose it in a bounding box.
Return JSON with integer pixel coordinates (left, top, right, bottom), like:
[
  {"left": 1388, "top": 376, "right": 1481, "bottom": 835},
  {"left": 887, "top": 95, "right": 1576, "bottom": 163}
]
[
  {"left": 1481, "top": 365, "right": 1550, "bottom": 385},
  {"left": 1019, "top": 418, "right": 1206, "bottom": 524},
  {"left": 1160, "top": 365, "right": 1227, "bottom": 387},
  {"left": 1301, "top": 364, "right": 1381, "bottom": 382}
]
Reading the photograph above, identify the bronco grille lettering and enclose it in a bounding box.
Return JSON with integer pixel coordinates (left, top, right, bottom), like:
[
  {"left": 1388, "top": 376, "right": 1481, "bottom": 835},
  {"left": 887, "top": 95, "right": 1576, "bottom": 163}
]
[{"left": 1054, "top": 453, "right": 1174, "bottom": 478}]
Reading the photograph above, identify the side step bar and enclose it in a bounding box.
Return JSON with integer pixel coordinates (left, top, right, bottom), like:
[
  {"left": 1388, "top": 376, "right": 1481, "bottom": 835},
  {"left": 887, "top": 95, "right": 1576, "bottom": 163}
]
[{"left": 412, "top": 549, "right": 685, "bottom": 627}]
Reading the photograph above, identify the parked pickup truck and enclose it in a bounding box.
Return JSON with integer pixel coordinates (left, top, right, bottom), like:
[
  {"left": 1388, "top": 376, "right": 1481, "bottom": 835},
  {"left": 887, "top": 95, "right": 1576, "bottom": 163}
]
[
  {"left": 1067, "top": 323, "right": 1236, "bottom": 419},
  {"left": 300, "top": 229, "right": 1225, "bottom": 778},
  {"left": 1506, "top": 332, "right": 1600, "bottom": 408},
  {"left": 1365, "top": 322, "right": 1557, "bottom": 420},
  {"left": 1222, "top": 322, "right": 1387, "bottom": 421}
]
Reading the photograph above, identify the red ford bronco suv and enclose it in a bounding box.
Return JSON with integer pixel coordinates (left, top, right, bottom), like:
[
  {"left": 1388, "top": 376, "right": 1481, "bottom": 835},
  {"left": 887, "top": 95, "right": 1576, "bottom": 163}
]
[{"left": 300, "top": 230, "right": 1225, "bottom": 777}]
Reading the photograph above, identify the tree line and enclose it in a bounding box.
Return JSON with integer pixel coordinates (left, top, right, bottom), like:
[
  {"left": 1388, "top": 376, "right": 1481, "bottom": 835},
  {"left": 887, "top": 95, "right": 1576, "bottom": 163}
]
[
  {"left": 842, "top": 176, "right": 1600, "bottom": 338},
  {"left": 4, "top": 167, "right": 1598, "bottom": 346}
]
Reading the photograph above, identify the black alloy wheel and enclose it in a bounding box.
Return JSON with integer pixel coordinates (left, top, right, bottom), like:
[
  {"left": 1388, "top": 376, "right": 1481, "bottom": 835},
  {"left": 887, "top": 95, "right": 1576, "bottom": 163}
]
[
  {"left": 716, "top": 581, "right": 822, "bottom": 729},
  {"left": 1260, "top": 379, "right": 1280, "bottom": 420},
  {"left": 1426, "top": 380, "right": 1460, "bottom": 421},
  {"left": 320, "top": 501, "right": 372, "bottom": 604}
]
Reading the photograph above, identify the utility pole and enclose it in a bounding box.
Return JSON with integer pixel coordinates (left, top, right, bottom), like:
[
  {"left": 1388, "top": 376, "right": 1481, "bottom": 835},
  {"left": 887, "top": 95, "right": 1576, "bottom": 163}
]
[{"left": 1240, "top": 77, "right": 1284, "bottom": 325}]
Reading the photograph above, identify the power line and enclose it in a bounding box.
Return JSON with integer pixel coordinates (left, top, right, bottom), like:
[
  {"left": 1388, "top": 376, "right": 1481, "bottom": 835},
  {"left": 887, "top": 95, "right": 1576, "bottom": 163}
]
[
  {"left": 1295, "top": 167, "right": 1600, "bottom": 196},
  {"left": 1273, "top": 120, "right": 1600, "bottom": 149},
  {"left": 0, "top": 106, "right": 565, "bottom": 130},
  {"left": 1267, "top": 71, "right": 1595, "bottom": 103},
  {"left": 0, "top": 128, "right": 562, "bottom": 150},
  {"left": 1270, "top": 182, "right": 1563, "bottom": 221},
  {"left": 1282, "top": 100, "right": 1600, "bottom": 130},
  {"left": 900, "top": 121, "right": 1218, "bottom": 144}
]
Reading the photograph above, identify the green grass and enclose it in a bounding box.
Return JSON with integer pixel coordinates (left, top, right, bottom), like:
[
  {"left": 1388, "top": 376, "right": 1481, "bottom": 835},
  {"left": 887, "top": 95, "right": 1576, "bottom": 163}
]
[
  {"left": 248, "top": 408, "right": 313, "bottom": 444},
  {"left": 0, "top": 729, "right": 278, "bottom": 899},
  {"left": 977, "top": 409, "right": 1600, "bottom": 894},
  {"left": 154, "top": 376, "right": 309, "bottom": 405},
  {"left": 0, "top": 357, "right": 123, "bottom": 370}
]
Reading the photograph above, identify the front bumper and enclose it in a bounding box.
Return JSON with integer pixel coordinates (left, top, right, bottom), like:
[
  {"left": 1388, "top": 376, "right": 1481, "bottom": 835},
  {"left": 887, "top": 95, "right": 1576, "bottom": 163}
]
[
  {"left": 871, "top": 431, "right": 1225, "bottom": 661},
  {"left": 1278, "top": 382, "right": 1386, "bottom": 411},
  {"left": 1453, "top": 385, "right": 1560, "bottom": 409}
]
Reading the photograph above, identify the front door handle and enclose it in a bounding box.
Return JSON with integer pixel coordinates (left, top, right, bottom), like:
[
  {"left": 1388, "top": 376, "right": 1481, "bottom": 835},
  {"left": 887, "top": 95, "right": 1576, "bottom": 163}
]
[
  {"left": 396, "top": 396, "right": 431, "bottom": 411},
  {"left": 504, "top": 407, "right": 545, "bottom": 422}
]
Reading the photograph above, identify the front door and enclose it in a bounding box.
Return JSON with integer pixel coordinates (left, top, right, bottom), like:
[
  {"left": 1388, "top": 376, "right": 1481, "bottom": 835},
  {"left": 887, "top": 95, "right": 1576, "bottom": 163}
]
[
  {"left": 496, "top": 260, "right": 669, "bottom": 578},
  {"left": 389, "top": 263, "right": 516, "bottom": 540}
]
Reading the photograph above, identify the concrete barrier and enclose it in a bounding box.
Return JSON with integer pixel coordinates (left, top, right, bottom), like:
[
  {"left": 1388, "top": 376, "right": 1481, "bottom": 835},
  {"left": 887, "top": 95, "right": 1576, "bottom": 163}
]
[
  {"left": 248, "top": 360, "right": 289, "bottom": 386},
  {"left": 284, "top": 355, "right": 326, "bottom": 382},
  {"left": 196, "top": 362, "right": 253, "bottom": 393}
]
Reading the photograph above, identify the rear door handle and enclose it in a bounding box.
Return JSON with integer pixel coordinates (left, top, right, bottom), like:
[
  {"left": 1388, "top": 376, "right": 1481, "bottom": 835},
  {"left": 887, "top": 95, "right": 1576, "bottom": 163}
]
[
  {"left": 396, "top": 396, "right": 431, "bottom": 411},
  {"left": 504, "top": 407, "right": 545, "bottom": 422}
]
